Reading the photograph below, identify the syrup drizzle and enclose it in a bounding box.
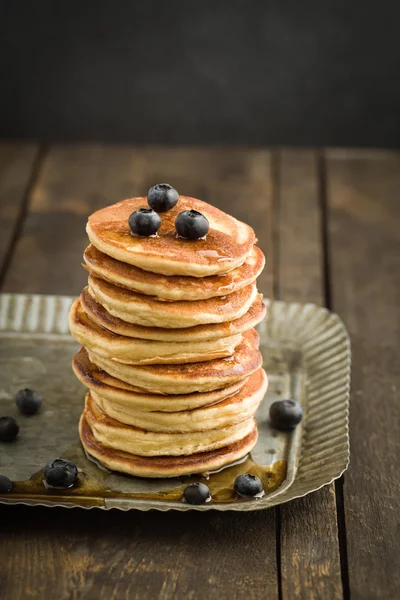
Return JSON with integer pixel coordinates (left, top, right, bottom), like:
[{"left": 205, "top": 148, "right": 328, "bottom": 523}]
[{"left": 4, "top": 454, "right": 287, "bottom": 507}]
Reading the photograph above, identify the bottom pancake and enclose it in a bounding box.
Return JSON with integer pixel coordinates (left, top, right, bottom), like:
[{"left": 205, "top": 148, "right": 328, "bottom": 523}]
[{"left": 80, "top": 413, "right": 258, "bottom": 478}]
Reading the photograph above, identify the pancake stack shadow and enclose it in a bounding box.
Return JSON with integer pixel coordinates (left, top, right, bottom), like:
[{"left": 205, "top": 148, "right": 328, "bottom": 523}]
[{"left": 69, "top": 195, "right": 268, "bottom": 478}]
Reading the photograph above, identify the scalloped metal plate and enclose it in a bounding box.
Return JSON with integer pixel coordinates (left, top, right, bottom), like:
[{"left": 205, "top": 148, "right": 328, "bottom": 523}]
[{"left": 0, "top": 294, "right": 350, "bottom": 511}]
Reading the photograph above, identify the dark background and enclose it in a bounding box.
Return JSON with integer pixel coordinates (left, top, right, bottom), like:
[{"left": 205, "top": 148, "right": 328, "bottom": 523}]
[{"left": 1, "top": 1, "right": 400, "bottom": 146}]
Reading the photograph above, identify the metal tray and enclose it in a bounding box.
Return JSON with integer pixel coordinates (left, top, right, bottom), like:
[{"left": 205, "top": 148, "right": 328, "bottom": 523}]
[{"left": 0, "top": 294, "right": 350, "bottom": 512}]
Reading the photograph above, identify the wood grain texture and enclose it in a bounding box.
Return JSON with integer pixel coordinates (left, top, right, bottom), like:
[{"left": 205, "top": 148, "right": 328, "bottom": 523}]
[
  {"left": 326, "top": 149, "right": 400, "bottom": 599},
  {"left": 2, "top": 144, "right": 146, "bottom": 294},
  {"left": 276, "top": 150, "right": 342, "bottom": 600},
  {"left": 0, "top": 506, "right": 277, "bottom": 600},
  {"left": 0, "top": 144, "right": 278, "bottom": 600},
  {"left": 0, "top": 142, "right": 39, "bottom": 274}
]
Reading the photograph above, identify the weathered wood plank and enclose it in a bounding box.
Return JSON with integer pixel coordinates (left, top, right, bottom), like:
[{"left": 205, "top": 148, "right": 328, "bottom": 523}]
[
  {"left": 326, "top": 149, "right": 400, "bottom": 599},
  {"left": 0, "top": 142, "right": 39, "bottom": 277},
  {"left": 2, "top": 144, "right": 146, "bottom": 294},
  {"left": 276, "top": 149, "right": 343, "bottom": 600},
  {"left": 276, "top": 150, "right": 324, "bottom": 304},
  {"left": 0, "top": 506, "right": 279, "bottom": 600},
  {"left": 0, "top": 144, "right": 278, "bottom": 600}
]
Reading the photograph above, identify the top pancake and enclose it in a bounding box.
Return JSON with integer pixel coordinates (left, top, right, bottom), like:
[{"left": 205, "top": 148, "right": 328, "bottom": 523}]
[
  {"left": 83, "top": 244, "right": 265, "bottom": 301},
  {"left": 87, "top": 196, "right": 256, "bottom": 277}
]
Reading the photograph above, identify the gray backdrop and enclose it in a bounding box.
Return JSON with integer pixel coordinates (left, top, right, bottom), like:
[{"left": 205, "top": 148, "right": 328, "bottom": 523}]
[{"left": 1, "top": 1, "right": 399, "bottom": 146}]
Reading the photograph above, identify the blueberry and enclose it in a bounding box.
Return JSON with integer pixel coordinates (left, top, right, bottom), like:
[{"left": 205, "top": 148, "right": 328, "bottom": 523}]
[
  {"left": 0, "top": 417, "right": 19, "bottom": 442},
  {"left": 129, "top": 208, "right": 161, "bottom": 237},
  {"left": 175, "top": 210, "right": 209, "bottom": 240},
  {"left": 234, "top": 473, "right": 264, "bottom": 498},
  {"left": 269, "top": 399, "right": 303, "bottom": 430},
  {"left": 16, "top": 388, "right": 42, "bottom": 415},
  {"left": 44, "top": 459, "right": 78, "bottom": 489},
  {"left": 147, "top": 183, "right": 179, "bottom": 212},
  {"left": 183, "top": 482, "right": 211, "bottom": 505},
  {"left": 0, "top": 475, "right": 12, "bottom": 493}
]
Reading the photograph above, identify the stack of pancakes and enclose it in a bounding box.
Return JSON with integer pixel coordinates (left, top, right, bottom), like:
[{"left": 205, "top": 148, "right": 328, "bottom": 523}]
[{"left": 69, "top": 195, "right": 268, "bottom": 478}]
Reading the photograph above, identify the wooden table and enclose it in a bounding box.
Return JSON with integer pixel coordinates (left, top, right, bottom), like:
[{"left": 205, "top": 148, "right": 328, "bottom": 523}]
[{"left": 0, "top": 143, "right": 399, "bottom": 600}]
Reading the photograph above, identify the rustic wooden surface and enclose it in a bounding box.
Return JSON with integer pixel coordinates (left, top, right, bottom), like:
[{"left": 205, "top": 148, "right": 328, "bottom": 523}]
[
  {"left": 0, "top": 143, "right": 398, "bottom": 600},
  {"left": 0, "top": 143, "right": 39, "bottom": 283},
  {"left": 326, "top": 149, "right": 400, "bottom": 600}
]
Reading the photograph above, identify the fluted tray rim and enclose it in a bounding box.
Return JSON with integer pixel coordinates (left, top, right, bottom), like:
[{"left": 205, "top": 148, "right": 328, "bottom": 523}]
[{"left": 0, "top": 293, "right": 350, "bottom": 512}]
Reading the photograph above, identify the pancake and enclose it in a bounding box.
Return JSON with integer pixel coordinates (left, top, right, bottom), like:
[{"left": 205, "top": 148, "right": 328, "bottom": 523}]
[
  {"left": 73, "top": 347, "right": 248, "bottom": 411},
  {"left": 84, "top": 392, "right": 256, "bottom": 457},
  {"left": 83, "top": 244, "right": 265, "bottom": 301},
  {"left": 86, "top": 329, "right": 262, "bottom": 395},
  {"left": 86, "top": 196, "right": 256, "bottom": 277},
  {"left": 81, "top": 287, "right": 266, "bottom": 342},
  {"left": 80, "top": 414, "right": 258, "bottom": 478},
  {"left": 91, "top": 368, "right": 267, "bottom": 433},
  {"left": 88, "top": 274, "right": 258, "bottom": 329},
  {"left": 69, "top": 299, "right": 242, "bottom": 365}
]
